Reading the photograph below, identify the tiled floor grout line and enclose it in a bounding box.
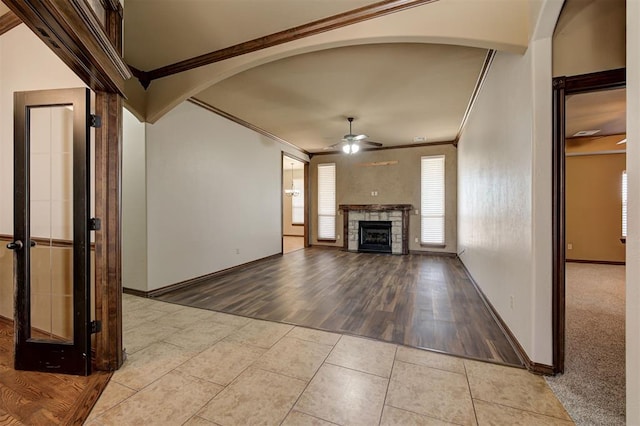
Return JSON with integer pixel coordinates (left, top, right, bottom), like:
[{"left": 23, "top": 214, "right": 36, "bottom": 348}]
[
  {"left": 378, "top": 346, "right": 399, "bottom": 425},
  {"left": 111, "top": 296, "right": 572, "bottom": 426},
  {"left": 277, "top": 334, "right": 345, "bottom": 425},
  {"left": 463, "top": 360, "right": 480, "bottom": 426}
]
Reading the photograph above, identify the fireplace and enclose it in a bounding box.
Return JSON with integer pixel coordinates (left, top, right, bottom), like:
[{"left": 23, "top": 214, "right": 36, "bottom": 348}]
[
  {"left": 358, "top": 221, "right": 392, "bottom": 253},
  {"left": 339, "top": 204, "right": 412, "bottom": 255}
]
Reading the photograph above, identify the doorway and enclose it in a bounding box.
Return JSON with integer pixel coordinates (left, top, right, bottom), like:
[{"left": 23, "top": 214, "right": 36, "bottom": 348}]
[
  {"left": 282, "top": 154, "right": 308, "bottom": 254},
  {"left": 552, "top": 68, "right": 626, "bottom": 375},
  {"left": 7, "top": 87, "right": 95, "bottom": 375}
]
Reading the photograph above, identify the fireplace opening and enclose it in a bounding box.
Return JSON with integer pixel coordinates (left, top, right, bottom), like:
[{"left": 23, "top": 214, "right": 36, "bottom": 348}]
[{"left": 358, "top": 221, "right": 392, "bottom": 253}]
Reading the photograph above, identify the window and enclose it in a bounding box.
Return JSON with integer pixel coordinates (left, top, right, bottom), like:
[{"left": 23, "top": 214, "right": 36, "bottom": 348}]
[
  {"left": 622, "top": 170, "right": 627, "bottom": 238},
  {"left": 421, "top": 155, "right": 445, "bottom": 245},
  {"left": 292, "top": 178, "right": 304, "bottom": 225},
  {"left": 317, "top": 163, "right": 336, "bottom": 240}
]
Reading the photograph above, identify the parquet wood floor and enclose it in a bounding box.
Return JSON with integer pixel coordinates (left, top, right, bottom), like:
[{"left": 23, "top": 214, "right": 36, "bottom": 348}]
[
  {"left": 0, "top": 317, "right": 111, "bottom": 425},
  {"left": 157, "top": 248, "right": 523, "bottom": 366}
]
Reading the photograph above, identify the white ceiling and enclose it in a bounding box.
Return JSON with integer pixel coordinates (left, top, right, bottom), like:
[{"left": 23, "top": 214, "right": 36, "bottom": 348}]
[
  {"left": 122, "top": 0, "right": 535, "bottom": 141},
  {"left": 195, "top": 42, "right": 487, "bottom": 152},
  {"left": 113, "top": 0, "right": 622, "bottom": 154}
]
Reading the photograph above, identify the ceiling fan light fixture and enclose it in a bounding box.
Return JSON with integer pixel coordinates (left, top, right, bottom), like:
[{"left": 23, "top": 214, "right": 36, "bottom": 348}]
[{"left": 342, "top": 142, "right": 359, "bottom": 154}]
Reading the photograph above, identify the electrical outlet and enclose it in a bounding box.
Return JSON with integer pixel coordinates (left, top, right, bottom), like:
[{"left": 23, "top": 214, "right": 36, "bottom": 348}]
[
  {"left": 414, "top": 237, "right": 419, "bottom": 243},
  {"left": 337, "top": 235, "right": 341, "bottom": 240},
  {"left": 415, "top": 209, "right": 419, "bottom": 215},
  {"left": 567, "top": 243, "right": 573, "bottom": 250}
]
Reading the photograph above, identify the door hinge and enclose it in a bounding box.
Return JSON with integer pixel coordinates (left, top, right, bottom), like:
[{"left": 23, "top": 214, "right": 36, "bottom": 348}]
[
  {"left": 90, "top": 320, "right": 102, "bottom": 334},
  {"left": 90, "top": 114, "right": 102, "bottom": 128},
  {"left": 89, "top": 217, "right": 101, "bottom": 231}
]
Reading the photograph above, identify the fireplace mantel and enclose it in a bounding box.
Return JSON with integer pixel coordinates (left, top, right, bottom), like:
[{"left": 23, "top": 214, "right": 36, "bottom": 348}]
[
  {"left": 339, "top": 204, "right": 412, "bottom": 213},
  {"left": 338, "top": 204, "right": 412, "bottom": 254}
]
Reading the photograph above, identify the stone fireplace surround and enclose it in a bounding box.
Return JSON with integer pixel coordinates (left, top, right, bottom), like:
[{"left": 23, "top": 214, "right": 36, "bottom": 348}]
[{"left": 338, "top": 204, "right": 412, "bottom": 255}]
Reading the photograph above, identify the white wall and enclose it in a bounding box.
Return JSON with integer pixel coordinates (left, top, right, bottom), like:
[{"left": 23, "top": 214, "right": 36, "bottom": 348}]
[
  {"left": 457, "top": 50, "right": 536, "bottom": 359},
  {"left": 457, "top": 1, "right": 560, "bottom": 366},
  {"left": 122, "top": 108, "right": 148, "bottom": 291},
  {"left": 0, "top": 25, "right": 86, "bottom": 235},
  {"left": 626, "top": 2, "right": 640, "bottom": 423},
  {"left": 144, "top": 101, "right": 308, "bottom": 291}
]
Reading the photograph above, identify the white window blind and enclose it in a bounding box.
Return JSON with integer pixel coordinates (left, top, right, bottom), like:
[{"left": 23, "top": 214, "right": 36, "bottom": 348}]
[
  {"left": 421, "top": 155, "right": 445, "bottom": 245},
  {"left": 292, "top": 178, "right": 304, "bottom": 225},
  {"left": 622, "top": 170, "right": 627, "bottom": 238},
  {"left": 318, "top": 163, "right": 336, "bottom": 240}
]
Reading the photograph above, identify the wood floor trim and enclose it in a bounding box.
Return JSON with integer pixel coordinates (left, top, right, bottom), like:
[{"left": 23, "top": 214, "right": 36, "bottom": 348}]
[
  {"left": 147, "top": 253, "right": 284, "bottom": 298},
  {"left": 457, "top": 258, "right": 554, "bottom": 375},
  {"left": 62, "top": 370, "right": 113, "bottom": 425}
]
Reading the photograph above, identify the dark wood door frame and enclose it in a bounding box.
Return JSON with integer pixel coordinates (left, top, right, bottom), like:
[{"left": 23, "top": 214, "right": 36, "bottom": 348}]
[
  {"left": 552, "top": 67, "right": 625, "bottom": 374},
  {"left": 281, "top": 152, "right": 310, "bottom": 250},
  {"left": 4, "top": 1, "right": 127, "bottom": 371}
]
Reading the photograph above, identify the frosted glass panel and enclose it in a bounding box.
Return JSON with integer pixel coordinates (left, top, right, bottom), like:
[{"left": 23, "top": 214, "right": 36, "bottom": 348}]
[{"left": 29, "top": 105, "right": 74, "bottom": 343}]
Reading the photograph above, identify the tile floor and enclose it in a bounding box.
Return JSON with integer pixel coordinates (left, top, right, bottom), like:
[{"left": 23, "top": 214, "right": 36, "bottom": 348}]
[{"left": 85, "top": 294, "right": 574, "bottom": 425}]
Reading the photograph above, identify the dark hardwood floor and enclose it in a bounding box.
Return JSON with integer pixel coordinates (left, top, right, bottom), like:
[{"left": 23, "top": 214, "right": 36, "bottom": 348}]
[
  {"left": 157, "top": 248, "right": 523, "bottom": 366},
  {"left": 0, "top": 317, "right": 111, "bottom": 425}
]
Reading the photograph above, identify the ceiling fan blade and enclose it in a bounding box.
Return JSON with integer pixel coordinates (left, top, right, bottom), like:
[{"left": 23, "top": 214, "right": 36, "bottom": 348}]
[
  {"left": 363, "top": 140, "right": 383, "bottom": 147},
  {"left": 352, "top": 134, "right": 368, "bottom": 141},
  {"left": 324, "top": 142, "right": 343, "bottom": 150}
]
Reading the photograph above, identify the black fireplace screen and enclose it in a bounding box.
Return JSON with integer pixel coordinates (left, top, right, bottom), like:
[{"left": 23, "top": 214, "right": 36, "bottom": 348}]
[{"left": 358, "top": 221, "right": 392, "bottom": 253}]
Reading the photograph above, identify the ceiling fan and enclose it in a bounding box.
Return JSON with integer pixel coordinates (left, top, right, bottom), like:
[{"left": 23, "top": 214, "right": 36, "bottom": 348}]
[{"left": 326, "top": 117, "right": 383, "bottom": 154}]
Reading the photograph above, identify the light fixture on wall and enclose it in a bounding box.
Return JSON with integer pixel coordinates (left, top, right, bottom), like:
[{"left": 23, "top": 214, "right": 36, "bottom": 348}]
[{"left": 284, "top": 162, "right": 300, "bottom": 197}]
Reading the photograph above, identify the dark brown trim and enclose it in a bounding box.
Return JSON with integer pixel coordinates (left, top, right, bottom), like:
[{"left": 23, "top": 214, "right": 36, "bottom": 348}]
[
  {"left": 0, "top": 10, "right": 21, "bottom": 35},
  {"left": 148, "top": 253, "right": 284, "bottom": 298},
  {"left": 457, "top": 258, "right": 539, "bottom": 372},
  {"left": 552, "top": 75, "right": 566, "bottom": 375},
  {"left": 339, "top": 204, "right": 413, "bottom": 212},
  {"left": 189, "top": 98, "right": 309, "bottom": 156},
  {"left": 310, "top": 140, "right": 456, "bottom": 157},
  {"left": 141, "top": 0, "right": 438, "bottom": 84},
  {"left": 564, "top": 68, "right": 626, "bottom": 93},
  {"left": 316, "top": 239, "right": 338, "bottom": 243},
  {"left": 122, "top": 287, "right": 150, "bottom": 298},
  {"left": 304, "top": 161, "right": 310, "bottom": 248},
  {"left": 455, "top": 49, "right": 495, "bottom": 145},
  {"left": 283, "top": 233, "right": 305, "bottom": 237},
  {"left": 3, "top": 0, "right": 131, "bottom": 94},
  {"left": 552, "top": 68, "right": 626, "bottom": 376},
  {"left": 94, "top": 92, "right": 124, "bottom": 371},
  {"left": 566, "top": 259, "right": 625, "bottom": 266},
  {"left": 0, "top": 234, "right": 96, "bottom": 250}
]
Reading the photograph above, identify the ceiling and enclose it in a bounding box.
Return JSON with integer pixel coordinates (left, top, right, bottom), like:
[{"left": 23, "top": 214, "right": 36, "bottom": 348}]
[
  {"left": 566, "top": 88, "right": 626, "bottom": 138},
  {"left": 4, "top": 0, "right": 624, "bottom": 154},
  {"left": 121, "top": 0, "right": 536, "bottom": 152},
  {"left": 195, "top": 43, "right": 487, "bottom": 152}
]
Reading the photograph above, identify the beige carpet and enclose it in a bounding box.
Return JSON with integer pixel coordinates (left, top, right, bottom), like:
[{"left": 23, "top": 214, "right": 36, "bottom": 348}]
[{"left": 546, "top": 263, "right": 625, "bottom": 425}]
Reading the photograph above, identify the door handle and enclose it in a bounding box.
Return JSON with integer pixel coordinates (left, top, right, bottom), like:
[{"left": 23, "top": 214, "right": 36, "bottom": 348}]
[{"left": 6, "top": 240, "right": 24, "bottom": 250}]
